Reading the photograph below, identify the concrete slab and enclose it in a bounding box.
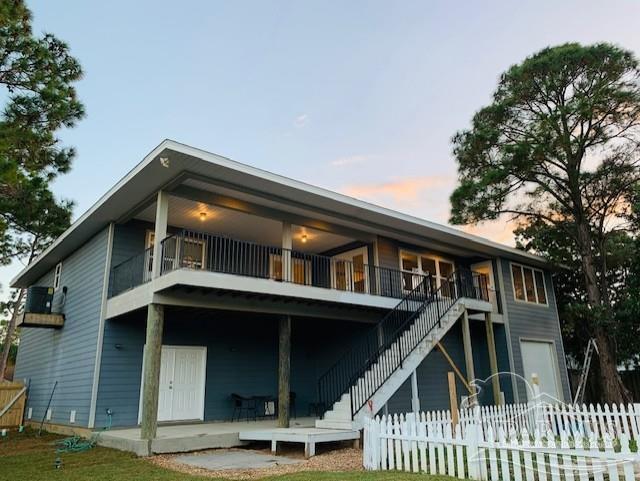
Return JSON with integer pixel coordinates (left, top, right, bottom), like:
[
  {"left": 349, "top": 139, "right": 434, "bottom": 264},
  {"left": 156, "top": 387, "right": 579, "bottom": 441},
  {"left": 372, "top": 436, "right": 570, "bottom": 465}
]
[
  {"left": 174, "top": 450, "right": 302, "bottom": 470},
  {"left": 97, "top": 417, "right": 317, "bottom": 456}
]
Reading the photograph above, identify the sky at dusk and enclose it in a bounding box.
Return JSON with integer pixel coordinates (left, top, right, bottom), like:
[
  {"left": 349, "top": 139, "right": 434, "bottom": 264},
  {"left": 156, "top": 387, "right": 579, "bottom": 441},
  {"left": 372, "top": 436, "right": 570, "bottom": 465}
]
[{"left": 2, "top": 0, "right": 640, "bottom": 295}]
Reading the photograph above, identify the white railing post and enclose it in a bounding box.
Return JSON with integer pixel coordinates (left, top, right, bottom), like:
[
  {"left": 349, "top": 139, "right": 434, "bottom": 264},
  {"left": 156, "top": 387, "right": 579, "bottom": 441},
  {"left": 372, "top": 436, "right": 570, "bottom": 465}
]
[{"left": 151, "top": 191, "right": 169, "bottom": 279}]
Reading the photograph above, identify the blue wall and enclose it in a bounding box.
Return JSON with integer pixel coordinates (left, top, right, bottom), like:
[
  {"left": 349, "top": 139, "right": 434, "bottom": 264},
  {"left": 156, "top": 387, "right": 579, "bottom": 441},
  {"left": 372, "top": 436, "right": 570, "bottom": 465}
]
[
  {"left": 14, "top": 228, "right": 109, "bottom": 428},
  {"left": 95, "top": 308, "right": 371, "bottom": 428},
  {"left": 498, "top": 258, "right": 571, "bottom": 402}
]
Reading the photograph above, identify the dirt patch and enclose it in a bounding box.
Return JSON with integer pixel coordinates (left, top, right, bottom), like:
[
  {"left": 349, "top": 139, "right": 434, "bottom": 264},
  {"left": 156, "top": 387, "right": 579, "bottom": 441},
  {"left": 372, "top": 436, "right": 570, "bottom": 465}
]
[{"left": 149, "top": 443, "right": 363, "bottom": 480}]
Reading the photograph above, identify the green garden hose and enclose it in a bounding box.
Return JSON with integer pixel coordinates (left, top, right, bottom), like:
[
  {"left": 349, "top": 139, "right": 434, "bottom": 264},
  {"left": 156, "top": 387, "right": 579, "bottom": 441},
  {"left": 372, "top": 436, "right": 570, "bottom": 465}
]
[{"left": 55, "top": 412, "right": 112, "bottom": 454}]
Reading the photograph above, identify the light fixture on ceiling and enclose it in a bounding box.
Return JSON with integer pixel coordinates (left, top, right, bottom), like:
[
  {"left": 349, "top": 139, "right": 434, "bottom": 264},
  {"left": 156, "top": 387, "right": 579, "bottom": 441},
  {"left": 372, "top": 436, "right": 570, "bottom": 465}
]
[
  {"left": 159, "top": 157, "right": 170, "bottom": 168},
  {"left": 301, "top": 234, "right": 308, "bottom": 243},
  {"left": 200, "top": 212, "right": 207, "bottom": 221}
]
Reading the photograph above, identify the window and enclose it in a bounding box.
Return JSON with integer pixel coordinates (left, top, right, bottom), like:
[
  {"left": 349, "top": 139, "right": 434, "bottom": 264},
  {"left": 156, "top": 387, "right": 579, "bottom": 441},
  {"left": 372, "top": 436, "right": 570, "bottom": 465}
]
[
  {"left": 53, "top": 262, "right": 63, "bottom": 290},
  {"left": 511, "top": 263, "right": 548, "bottom": 305}
]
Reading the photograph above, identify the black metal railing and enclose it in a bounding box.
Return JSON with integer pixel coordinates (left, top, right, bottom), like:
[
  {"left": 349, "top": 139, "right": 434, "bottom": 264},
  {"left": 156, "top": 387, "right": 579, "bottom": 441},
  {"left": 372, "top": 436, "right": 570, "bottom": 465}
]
[
  {"left": 317, "top": 268, "right": 489, "bottom": 419},
  {"left": 157, "top": 229, "right": 423, "bottom": 299},
  {"left": 108, "top": 247, "right": 153, "bottom": 297}
]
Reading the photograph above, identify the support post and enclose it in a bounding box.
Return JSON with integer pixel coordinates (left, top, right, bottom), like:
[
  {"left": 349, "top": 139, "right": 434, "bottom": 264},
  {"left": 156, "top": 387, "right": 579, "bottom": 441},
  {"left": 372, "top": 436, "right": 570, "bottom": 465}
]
[
  {"left": 281, "top": 221, "right": 292, "bottom": 282},
  {"left": 461, "top": 308, "right": 477, "bottom": 397},
  {"left": 410, "top": 370, "right": 420, "bottom": 414},
  {"left": 151, "top": 191, "right": 169, "bottom": 279},
  {"left": 484, "top": 312, "right": 502, "bottom": 405},
  {"left": 141, "top": 303, "right": 164, "bottom": 443},
  {"left": 448, "top": 371, "right": 459, "bottom": 426},
  {"left": 278, "top": 315, "right": 291, "bottom": 428}
]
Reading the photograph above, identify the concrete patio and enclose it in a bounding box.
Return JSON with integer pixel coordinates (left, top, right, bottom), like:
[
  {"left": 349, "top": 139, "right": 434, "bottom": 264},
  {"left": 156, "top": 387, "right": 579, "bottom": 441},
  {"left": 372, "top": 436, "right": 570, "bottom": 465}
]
[{"left": 96, "top": 417, "right": 359, "bottom": 457}]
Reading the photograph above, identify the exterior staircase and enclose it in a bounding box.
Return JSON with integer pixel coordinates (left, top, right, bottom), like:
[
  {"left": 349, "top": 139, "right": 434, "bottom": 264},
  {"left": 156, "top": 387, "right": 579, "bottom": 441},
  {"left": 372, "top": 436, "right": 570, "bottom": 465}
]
[{"left": 315, "top": 269, "right": 488, "bottom": 430}]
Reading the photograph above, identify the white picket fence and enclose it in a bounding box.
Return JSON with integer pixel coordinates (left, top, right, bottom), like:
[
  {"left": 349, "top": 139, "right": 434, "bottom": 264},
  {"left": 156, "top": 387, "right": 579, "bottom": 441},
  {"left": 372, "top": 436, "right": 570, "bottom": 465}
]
[
  {"left": 363, "top": 411, "right": 640, "bottom": 480},
  {"left": 458, "top": 402, "right": 640, "bottom": 441}
]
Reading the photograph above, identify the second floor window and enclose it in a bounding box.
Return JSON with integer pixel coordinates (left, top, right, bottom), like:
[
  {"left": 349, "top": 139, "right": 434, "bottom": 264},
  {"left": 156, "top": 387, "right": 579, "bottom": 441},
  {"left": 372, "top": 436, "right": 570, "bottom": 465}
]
[
  {"left": 53, "top": 262, "right": 63, "bottom": 290},
  {"left": 511, "top": 263, "right": 547, "bottom": 305}
]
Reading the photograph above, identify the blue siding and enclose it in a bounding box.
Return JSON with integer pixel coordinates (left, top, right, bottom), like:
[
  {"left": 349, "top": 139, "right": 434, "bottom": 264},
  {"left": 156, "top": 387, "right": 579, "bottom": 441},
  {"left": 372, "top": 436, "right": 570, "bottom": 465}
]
[
  {"left": 14, "top": 228, "right": 109, "bottom": 428},
  {"left": 387, "top": 320, "right": 513, "bottom": 413},
  {"left": 111, "top": 220, "right": 151, "bottom": 268},
  {"left": 499, "top": 258, "right": 571, "bottom": 402},
  {"left": 95, "top": 308, "right": 370, "bottom": 428}
]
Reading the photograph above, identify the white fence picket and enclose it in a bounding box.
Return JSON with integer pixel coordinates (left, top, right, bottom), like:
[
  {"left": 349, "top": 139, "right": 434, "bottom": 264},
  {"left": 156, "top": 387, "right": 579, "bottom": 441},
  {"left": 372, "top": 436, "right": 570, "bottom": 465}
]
[{"left": 365, "top": 404, "right": 640, "bottom": 480}]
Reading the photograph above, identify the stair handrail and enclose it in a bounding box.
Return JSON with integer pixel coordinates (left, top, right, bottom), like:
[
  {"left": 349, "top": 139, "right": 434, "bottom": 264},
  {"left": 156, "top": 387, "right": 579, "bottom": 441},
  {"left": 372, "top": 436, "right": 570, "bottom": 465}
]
[
  {"left": 346, "top": 268, "right": 488, "bottom": 418},
  {"left": 316, "top": 267, "right": 489, "bottom": 420}
]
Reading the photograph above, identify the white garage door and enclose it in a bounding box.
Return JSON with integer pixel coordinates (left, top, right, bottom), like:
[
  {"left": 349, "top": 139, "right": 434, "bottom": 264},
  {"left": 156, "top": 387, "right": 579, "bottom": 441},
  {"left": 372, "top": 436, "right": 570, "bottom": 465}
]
[{"left": 520, "top": 340, "right": 562, "bottom": 402}]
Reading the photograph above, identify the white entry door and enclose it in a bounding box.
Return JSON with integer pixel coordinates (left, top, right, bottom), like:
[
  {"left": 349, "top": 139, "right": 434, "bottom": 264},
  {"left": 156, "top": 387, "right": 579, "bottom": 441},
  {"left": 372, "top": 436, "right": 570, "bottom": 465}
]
[
  {"left": 141, "top": 346, "right": 207, "bottom": 423},
  {"left": 520, "top": 340, "right": 562, "bottom": 402}
]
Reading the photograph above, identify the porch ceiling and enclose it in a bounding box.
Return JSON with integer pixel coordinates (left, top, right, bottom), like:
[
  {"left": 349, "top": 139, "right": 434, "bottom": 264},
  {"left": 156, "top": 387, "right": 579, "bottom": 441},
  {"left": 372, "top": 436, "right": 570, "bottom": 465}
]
[{"left": 134, "top": 195, "right": 356, "bottom": 253}]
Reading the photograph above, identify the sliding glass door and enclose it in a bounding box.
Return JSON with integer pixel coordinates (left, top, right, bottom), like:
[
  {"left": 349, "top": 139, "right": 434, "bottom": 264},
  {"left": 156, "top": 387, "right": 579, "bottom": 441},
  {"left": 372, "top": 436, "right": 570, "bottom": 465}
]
[{"left": 400, "top": 251, "right": 455, "bottom": 294}]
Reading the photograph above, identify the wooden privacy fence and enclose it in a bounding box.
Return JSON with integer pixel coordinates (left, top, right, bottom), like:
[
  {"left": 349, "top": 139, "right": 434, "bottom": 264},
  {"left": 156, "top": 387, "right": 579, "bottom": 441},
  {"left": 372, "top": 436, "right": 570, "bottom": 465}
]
[
  {"left": 457, "top": 402, "right": 640, "bottom": 441},
  {"left": 0, "top": 382, "right": 26, "bottom": 428},
  {"left": 364, "top": 412, "right": 640, "bottom": 480}
]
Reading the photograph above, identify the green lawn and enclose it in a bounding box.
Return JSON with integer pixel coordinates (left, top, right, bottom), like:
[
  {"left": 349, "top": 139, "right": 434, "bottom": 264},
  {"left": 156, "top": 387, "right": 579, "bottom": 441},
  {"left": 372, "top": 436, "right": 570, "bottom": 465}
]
[{"left": 0, "top": 429, "right": 455, "bottom": 481}]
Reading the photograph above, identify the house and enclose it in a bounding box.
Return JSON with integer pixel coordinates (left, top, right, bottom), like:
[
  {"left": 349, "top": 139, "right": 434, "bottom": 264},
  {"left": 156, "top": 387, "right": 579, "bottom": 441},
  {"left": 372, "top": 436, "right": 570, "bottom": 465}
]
[{"left": 11, "top": 140, "right": 570, "bottom": 451}]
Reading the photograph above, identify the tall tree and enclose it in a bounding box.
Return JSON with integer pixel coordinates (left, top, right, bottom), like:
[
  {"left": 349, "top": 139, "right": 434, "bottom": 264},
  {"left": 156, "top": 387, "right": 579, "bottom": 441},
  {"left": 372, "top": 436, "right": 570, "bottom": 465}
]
[
  {"left": 450, "top": 43, "right": 640, "bottom": 403},
  {"left": 0, "top": 0, "right": 83, "bottom": 380}
]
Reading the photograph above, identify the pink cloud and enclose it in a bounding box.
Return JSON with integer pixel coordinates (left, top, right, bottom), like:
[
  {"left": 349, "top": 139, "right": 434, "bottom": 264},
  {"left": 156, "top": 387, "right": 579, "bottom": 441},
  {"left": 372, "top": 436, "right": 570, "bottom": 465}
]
[
  {"left": 460, "top": 219, "right": 519, "bottom": 246},
  {"left": 342, "top": 176, "right": 453, "bottom": 203}
]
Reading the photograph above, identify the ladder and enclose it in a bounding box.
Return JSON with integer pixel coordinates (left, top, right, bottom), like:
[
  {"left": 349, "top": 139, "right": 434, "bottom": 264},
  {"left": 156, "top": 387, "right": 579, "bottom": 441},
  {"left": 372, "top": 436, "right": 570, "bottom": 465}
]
[{"left": 573, "top": 338, "right": 598, "bottom": 404}]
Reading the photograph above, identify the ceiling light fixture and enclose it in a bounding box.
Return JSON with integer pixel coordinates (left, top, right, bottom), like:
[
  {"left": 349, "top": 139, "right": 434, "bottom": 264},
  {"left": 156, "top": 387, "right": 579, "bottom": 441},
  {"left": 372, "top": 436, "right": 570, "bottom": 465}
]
[
  {"left": 200, "top": 212, "right": 207, "bottom": 221},
  {"left": 301, "top": 234, "right": 308, "bottom": 243}
]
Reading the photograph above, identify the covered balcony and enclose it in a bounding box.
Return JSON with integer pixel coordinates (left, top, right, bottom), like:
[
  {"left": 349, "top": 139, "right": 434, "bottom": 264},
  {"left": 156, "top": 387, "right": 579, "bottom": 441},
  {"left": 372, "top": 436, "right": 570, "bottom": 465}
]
[{"left": 106, "top": 193, "right": 427, "bottom": 317}]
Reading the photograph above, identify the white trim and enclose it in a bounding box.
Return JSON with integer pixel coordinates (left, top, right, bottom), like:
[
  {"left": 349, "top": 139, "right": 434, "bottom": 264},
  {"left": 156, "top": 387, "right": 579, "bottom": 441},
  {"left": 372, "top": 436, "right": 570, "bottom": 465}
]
[
  {"left": 53, "top": 262, "right": 63, "bottom": 290},
  {"left": 88, "top": 222, "right": 115, "bottom": 428},
  {"left": 12, "top": 141, "right": 171, "bottom": 287},
  {"left": 138, "top": 344, "right": 207, "bottom": 424},
  {"left": 106, "top": 268, "right": 399, "bottom": 319},
  {"left": 398, "top": 249, "right": 454, "bottom": 290},
  {"left": 509, "top": 262, "right": 549, "bottom": 306},
  {"left": 331, "top": 246, "right": 369, "bottom": 293},
  {"left": 495, "top": 258, "right": 519, "bottom": 403},
  {"left": 519, "top": 337, "right": 564, "bottom": 402},
  {"left": 12, "top": 139, "right": 551, "bottom": 288}
]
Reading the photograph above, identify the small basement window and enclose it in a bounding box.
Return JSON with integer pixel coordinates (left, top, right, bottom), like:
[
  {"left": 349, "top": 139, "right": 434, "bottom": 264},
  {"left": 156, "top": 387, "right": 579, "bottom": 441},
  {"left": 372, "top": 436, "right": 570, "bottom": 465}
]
[
  {"left": 511, "top": 263, "right": 548, "bottom": 305},
  {"left": 53, "top": 262, "right": 62, "bottom": 290}
]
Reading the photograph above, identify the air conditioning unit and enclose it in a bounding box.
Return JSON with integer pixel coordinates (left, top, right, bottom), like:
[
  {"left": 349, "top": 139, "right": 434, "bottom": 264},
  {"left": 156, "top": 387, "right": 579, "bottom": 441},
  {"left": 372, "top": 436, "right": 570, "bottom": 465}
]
[{"left": 25, "top": 286, "right": 54, "bottom": 314}]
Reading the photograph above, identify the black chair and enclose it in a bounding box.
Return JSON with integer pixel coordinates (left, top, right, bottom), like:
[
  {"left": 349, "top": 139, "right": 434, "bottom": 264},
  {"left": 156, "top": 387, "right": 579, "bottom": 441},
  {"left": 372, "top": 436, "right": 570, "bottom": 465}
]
[{"left": 231, "top": 393, "right": 257, "bottom": 421}]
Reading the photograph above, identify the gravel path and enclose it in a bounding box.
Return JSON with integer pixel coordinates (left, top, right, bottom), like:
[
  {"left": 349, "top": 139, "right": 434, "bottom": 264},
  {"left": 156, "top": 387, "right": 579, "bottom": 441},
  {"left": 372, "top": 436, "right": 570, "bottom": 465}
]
[{"left": 149, "top": 444, "right": 363, "bottom": 480}]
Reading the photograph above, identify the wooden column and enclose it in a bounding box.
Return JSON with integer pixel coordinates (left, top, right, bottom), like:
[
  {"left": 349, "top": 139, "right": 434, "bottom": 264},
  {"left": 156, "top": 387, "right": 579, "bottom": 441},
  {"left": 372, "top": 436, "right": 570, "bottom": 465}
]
[
  {"left": 485, "top": 312, "right": 502, "bottom": 405},
  {"left": 141, "top": 303, "right": 164, "bottom": 441},
  {"left": 461, "top": 309, "right": 477, "bottom": 397},
  {"left": 448, "top": 372, "right": 459, "bottom": 425},
  {"left": 278, "top": 315, "right": 291, "bottom": 428},
  {"left": 151, "top": 191, "right": 169, "bottom": 279}
]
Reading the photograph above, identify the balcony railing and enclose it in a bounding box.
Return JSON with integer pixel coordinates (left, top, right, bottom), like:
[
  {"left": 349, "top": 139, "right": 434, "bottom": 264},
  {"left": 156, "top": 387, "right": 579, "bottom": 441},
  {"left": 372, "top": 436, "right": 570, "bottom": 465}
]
[
  {"left": 107, "top": 229, "right": 502, "bottom": 310},
  {"left": 109, "top": 247, "right": 153, "bottom": 297},
  {"left": 155, "top": 229, "right": 422, "bottom": 300}
]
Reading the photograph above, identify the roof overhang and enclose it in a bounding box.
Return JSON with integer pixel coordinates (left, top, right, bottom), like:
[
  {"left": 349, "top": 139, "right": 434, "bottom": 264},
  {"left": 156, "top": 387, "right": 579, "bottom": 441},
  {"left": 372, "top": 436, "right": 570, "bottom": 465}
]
[{"left": 12, "top": 139, "right": 550, "bottom": 287}]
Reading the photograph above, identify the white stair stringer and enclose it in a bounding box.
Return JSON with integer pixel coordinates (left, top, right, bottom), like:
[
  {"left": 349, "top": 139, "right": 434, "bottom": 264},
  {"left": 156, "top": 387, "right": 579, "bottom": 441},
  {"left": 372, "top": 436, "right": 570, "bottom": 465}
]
[{"left": 315, "top": 298, "right": 467, "bottom": 430}]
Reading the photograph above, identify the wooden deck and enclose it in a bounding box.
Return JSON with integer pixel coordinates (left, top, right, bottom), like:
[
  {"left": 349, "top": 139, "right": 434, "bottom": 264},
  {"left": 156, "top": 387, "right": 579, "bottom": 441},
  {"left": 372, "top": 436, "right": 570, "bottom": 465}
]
[{"left": 239, "top": 426, "right": 360, "bottom": 458}]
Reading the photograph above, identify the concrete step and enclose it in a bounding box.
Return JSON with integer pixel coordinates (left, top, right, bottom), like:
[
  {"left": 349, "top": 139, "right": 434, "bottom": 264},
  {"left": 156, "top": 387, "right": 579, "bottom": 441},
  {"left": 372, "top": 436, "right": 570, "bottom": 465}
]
[
  {"left": 323, "top": 408, "right": 351, "bottom": 421},
  {"left": 315, "top": 418, "right": 358, "bottom": 430}
]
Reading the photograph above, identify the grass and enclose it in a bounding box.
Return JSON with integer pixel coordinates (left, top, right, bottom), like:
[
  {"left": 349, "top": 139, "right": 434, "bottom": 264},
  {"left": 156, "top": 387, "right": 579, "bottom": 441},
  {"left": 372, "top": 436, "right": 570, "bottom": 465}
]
[{"left": 0, "top": 429, "right": 458, "bottom": 481}]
